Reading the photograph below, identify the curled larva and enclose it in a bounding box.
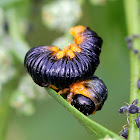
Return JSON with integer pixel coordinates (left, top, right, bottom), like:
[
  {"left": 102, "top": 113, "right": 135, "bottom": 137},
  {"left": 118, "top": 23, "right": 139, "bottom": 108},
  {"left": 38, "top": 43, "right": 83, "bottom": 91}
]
[
  {"left": 58, "top": 76, "right": 108, "bottom": 116},
  {"left": 24, "top": 25, "right": 103, "bottom": 89}
]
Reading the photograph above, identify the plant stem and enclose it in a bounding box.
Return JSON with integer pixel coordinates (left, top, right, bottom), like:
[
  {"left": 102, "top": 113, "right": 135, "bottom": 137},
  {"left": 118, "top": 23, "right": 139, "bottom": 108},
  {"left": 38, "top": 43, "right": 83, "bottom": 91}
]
[
  {"left": 46, "top": 88, "right": 122, "bottom": 139},
  {"left": 124, "top": 0, "right": 140, "bottom": 140}
]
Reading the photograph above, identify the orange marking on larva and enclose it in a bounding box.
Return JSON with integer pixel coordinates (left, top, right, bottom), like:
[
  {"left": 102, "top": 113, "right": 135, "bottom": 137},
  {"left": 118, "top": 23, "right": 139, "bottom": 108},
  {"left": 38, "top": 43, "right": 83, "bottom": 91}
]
[
  {"left": 50, "top": 46, "right": 60, "bottom": 55},
  {"left": 92, "top": 110, "right": 96, "bottom": 115},
  {"left": 70, "top": 82, "right": 90, "bottom": 98},
  {"left": 57, "top": 88, "right": 69, "bottom": 95},
  {"left": 53, "top": 25, "right": 86, "bottom": 59},
  {"left": 70, "top": 25, "right": 86, "bottom": 44},
  {"left": 66, "top": 50, "right": 75, "bottom": 59},
  {"left": 70, "top": 43, "right": 81, "bottom": 53},
  {"left": 70, "top": 25, "right": 85, "bottom": 35},
  {"left": 48, "top": 84, "right": 59, "bottom": 90},
  {"left": 56, "top": 51, "right": 65, "bottom": 59},
  {"left": 74, "top": 36, "right": 85, "bottom": 44},
  {"left": 50, "top": 46, "right": 60, "bottom": 52},
  {"left": 63, "top": 46, "right": 70, "bottom": 52}
]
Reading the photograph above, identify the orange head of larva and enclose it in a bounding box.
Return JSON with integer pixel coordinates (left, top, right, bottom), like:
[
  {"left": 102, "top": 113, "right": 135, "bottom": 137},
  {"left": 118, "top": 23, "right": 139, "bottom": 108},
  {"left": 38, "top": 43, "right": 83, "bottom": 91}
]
[
  {"left": 70, "top": 25, "right": 86, "bottom": 44},
  {"left": 70, "top": 25, "right": 86, "bottom": 36},
  {"left": 70, "top": 81, "right": 90, "bottom": 98},
  {"left": 70, "top": 81, "right": 97, "bottom": 116}
]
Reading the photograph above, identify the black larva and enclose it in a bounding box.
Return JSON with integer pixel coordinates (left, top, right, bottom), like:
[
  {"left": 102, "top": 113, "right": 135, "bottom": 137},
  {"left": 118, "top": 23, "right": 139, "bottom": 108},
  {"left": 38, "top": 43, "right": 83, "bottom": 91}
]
[{"left": 24, "top": 25, "right": 103, "bottom": 89}]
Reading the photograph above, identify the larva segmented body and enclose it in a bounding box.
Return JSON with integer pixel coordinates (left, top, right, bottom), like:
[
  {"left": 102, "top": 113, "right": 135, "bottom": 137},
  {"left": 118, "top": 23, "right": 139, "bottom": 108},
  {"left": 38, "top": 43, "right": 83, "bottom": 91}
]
[
  {"left": 58, "top": 75, "right": 108, "bottom": 116},
  {"left": 24, "top": 25, "right": 103, "bottom": 89}
]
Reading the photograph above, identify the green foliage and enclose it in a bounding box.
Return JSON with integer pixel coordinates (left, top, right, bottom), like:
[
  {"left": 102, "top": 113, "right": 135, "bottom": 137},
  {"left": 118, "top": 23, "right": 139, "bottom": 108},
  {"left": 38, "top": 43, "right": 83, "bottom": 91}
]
[
  {"left": 0, "top": 0, "right": 21, "bottom": 7},
  {"left": 90, "top": 0, "right": 106, "bottom": 5},
  {"left": 124, "top": 0, "right": 140, "bottom": 140},
  {"left": 0, "top": 0, "right": 139, "bottom": 140},
  {"left": 42, "top": 0, "right": 82, "bottom": 32}
]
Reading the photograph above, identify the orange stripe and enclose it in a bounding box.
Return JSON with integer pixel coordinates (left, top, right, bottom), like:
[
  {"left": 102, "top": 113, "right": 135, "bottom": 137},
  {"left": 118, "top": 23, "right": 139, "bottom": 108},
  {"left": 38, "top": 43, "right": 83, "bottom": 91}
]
[
  {"left": 56, "top": 51, "right": 65, "bottom": 59},
  {"left": 70, "top": 43, "right": 81, "bottom": 53},
  {"left": 70, "top": 25, "right": 86, "bottom": 44},
  {"left": 70, "top": 81, "right": 90, "bottom": 98}
]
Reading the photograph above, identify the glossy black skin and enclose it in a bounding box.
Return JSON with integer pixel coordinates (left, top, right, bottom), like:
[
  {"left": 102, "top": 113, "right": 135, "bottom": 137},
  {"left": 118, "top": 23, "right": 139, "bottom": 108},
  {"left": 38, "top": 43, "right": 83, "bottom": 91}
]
[
  {"left": 120, "top": 128, "right": 128, "bottom": 139},
  {"left": 71, "top": 94, "right": 95, "bottom": 116},
  {"left": 71, "top": 76, "right": 108, "bottom": 115},
  {"left": 128, "top": 104, "right": 139, "bottom": 114},
  {"left": 89, "top": 76, "right": 108, "bottom": 106},
  {"left": 118, "top": 106, "right": 128, "bottom": 114},
  {"left": 24, "top": 27, "right": 103, "bottom": 89},
  {"left": 82, "top": 76, "right": 108, "bottom": 111},
  {"left": 127, "top": 99, "right": 139, "bottom": 114},
  {"left": 119, "top": 99, "right": 139, "bottom": 114},
  {"left": 132, "top": 99, "right": 139, "bottom": 105},
  {"left": 135, "top": 115, "right": 140, "bottom": 128}
]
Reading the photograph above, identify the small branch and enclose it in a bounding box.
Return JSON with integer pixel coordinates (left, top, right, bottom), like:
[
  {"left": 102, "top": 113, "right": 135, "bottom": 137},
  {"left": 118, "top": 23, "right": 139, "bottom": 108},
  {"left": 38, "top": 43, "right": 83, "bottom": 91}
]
[{"left": 124, "top": 0, "right": 140, "bottom": 140}]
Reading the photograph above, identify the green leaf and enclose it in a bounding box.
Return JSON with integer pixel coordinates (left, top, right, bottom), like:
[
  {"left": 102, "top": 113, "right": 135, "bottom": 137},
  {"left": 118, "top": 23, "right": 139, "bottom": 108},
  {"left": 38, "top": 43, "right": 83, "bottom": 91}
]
[{"left": 46, "top": 88, "right": 122, "bottom": 139}]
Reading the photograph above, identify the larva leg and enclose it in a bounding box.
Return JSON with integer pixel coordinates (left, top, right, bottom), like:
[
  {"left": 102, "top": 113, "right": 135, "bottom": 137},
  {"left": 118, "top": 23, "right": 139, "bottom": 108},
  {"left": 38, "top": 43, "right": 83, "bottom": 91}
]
[
  {"left": 67, "top": 92, "right": 74, "bottom": 103},
  {"left": 57, "top": 88, "right": 69, "bottom": 95}
]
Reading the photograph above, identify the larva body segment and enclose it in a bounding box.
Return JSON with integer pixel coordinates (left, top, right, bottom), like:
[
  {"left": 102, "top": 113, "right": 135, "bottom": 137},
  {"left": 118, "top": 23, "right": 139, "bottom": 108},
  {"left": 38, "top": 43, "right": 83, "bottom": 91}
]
[
  {"left": 58, "top": 75, "right": 108, "bottom": 116},
  {"left": 24, "top": 26, "right": 103, "bottom": 89}
]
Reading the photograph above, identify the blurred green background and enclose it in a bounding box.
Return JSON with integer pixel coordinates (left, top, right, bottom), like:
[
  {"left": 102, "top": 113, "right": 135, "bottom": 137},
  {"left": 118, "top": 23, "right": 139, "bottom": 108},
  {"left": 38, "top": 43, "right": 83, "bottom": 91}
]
[{"left": 0, "top": 0, "right": 130, "bottom": 140}]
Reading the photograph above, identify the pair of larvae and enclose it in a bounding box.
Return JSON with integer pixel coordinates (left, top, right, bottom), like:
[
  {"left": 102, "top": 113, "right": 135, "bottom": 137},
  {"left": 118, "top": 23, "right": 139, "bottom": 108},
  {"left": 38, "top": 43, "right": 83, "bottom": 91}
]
[{"left": 24, "top": 25, "right": 108, "bottom": 115}]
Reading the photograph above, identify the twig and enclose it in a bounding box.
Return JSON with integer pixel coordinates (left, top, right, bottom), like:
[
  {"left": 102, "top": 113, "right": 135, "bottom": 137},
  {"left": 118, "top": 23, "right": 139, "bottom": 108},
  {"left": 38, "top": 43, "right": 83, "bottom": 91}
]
[{"left": 124, "top": 0, "right": 140, "bottom": 139}]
